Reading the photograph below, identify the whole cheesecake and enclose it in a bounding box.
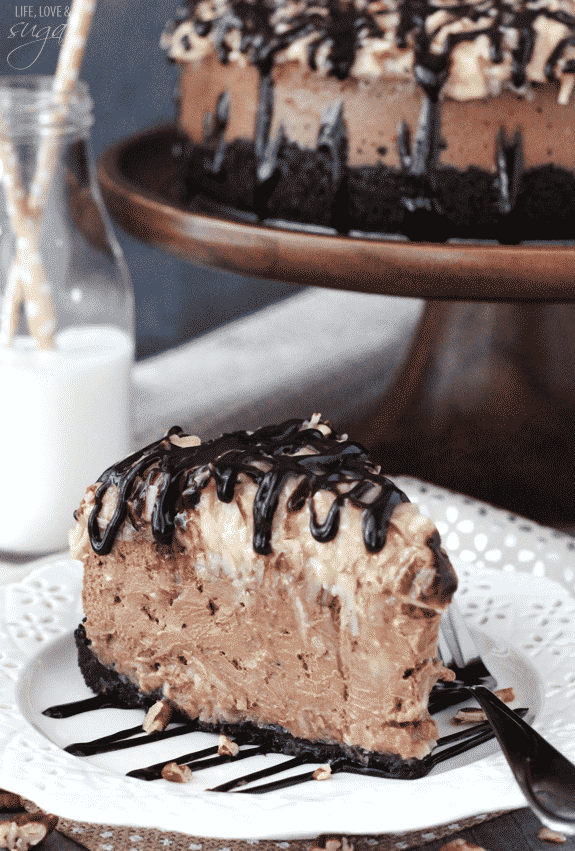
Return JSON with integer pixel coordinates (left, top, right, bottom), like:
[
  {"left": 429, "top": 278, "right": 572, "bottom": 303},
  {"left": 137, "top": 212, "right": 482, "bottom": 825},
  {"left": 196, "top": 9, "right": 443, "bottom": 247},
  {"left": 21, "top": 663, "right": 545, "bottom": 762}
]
[
  {"left": 70, "top": 416, "right": 458, "bottom": 777},
  {"left": 161, "top": 0, "right": 575, "bottom": 241}
]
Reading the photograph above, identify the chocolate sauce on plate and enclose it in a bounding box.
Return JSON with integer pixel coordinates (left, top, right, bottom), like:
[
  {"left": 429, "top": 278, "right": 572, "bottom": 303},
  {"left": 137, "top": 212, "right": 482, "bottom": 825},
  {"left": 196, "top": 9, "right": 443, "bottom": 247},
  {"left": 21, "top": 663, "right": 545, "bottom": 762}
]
[{"left": 43, "top": 688, "right": 528, "bottom": 792}]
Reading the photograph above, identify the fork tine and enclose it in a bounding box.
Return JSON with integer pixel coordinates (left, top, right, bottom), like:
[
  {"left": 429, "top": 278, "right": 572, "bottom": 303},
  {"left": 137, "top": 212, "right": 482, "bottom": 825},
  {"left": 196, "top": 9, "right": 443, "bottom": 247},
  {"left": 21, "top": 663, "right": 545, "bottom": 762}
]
[
  {"left": 442, "top": 603, "right": 478, "bottom": 669},
  {"left": 437, "top": 623, "right": 455, "bottom": 669},
  {"left": 440, "top": 601, "right": 497, "bottom": 690}
]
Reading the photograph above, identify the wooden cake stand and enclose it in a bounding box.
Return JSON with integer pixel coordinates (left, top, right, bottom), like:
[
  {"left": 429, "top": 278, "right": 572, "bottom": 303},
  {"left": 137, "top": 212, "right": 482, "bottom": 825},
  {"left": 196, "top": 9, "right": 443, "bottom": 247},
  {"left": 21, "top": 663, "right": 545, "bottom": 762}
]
[{"left": 99, "top": 126, "right": 575, "bottom": 526}]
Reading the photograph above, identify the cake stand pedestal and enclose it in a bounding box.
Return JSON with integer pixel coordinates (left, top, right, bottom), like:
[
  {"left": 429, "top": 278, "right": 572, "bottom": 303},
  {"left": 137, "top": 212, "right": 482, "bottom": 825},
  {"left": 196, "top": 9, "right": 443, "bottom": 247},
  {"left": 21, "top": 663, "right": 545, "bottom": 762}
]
[{"left": 99, "top": 127, "right": 575, "bottom": 525}]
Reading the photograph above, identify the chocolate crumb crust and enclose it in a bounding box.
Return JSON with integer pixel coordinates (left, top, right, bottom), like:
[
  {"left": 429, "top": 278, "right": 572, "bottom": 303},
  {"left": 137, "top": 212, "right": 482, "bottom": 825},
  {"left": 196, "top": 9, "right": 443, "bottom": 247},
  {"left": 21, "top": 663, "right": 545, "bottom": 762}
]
[
  {"left": 74, "top": 623, "right": 432, "bottom": 779},
  {"left": 183, "top": 138, "right": 575, "bottom": 242}
]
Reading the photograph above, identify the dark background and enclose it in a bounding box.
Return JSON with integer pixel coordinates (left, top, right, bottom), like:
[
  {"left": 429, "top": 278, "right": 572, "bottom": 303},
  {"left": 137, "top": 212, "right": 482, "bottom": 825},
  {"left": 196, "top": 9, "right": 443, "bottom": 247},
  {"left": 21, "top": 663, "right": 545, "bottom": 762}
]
[{"left": 0, "top": 0, "right": 297, "bottom": 358}]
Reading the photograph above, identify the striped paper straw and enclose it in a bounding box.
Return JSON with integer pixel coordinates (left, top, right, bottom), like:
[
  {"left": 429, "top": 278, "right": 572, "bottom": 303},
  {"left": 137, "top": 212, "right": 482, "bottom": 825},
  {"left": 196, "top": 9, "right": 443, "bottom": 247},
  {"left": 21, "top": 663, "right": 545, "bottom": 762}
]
[
  {"left": 0, "top": 128, "right": 56, "bottom": 349},
  {"left": 28, "top": 0, "right": 96, "bottom": 217},
  {"left": 0, "top": 0, "right": 97, "bottom": 349}
]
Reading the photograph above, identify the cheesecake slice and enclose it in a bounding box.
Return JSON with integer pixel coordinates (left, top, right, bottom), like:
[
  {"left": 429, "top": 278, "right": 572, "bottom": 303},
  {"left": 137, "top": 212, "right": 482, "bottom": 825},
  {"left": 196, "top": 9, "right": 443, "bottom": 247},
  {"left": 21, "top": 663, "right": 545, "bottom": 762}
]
[{"left": 70, "top": 415, "right": 457, "bottom": 775}]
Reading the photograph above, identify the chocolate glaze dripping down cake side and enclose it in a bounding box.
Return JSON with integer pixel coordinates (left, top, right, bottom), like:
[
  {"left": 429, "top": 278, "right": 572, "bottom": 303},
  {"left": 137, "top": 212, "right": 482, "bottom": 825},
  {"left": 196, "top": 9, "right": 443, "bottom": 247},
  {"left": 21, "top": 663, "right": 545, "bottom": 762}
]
[
  {"left": 70, "top": 415, "right": 458, "bottom": 773},
  {"left": 163, "top": 0, "right": 575, "bottom": 240}
]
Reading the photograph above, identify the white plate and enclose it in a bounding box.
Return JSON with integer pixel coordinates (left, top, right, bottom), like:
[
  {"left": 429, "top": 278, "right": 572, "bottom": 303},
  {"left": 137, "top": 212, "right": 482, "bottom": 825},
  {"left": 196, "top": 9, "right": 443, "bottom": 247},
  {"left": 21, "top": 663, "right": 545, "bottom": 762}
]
[{"left": 1, "top": 477, "right": 575, "bottom": 840}]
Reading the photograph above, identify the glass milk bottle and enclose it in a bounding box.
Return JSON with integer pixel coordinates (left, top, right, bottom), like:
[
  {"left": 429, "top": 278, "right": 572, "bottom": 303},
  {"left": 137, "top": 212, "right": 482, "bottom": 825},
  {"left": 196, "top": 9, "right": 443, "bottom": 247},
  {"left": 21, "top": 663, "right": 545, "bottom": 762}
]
[{"left": 0, "top": 75, "right": 134, "bottom": 556}]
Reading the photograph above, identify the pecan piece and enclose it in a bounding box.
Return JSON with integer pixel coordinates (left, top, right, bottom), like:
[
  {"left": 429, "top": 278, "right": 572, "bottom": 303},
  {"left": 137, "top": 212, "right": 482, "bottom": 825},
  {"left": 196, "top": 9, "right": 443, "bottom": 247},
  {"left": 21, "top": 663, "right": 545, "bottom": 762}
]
[
  {"left": 538, "top": 828, "right": 567, "bottom": 843},
  {"left": 438, "top": 840, "right": 487, "bottom": 851},
  {"left": 313, "top": 764, "right": 332, "bottom": 781},
  {"left": 143, "top": 700, "right": 173, "bottom": 733},
  {"left": 0, "top": 792, "right": 23, "bottom": 812},
  {"left": 217, "top": 735, "right": 239, "bottom": 757},
  {"left": 495, "top": 687, "right": 516, "bottom": 703},
  {"left": 311, "top": 838, "right": 354, "bottom": 851},
  {"left": 0, "top": 814, "right": 58, "bottom": 850},
  {"left": 169, "top": 434, "right": 201, "bottom": 449},
  {"left": 161, "top": 762, "right": 193, "bottom": 783},
  {"left": 451, "top": 707, "right": 489, "bottom": 724},
  {"left": 452, "top": 686, "right": 516, "bottom": 724}
]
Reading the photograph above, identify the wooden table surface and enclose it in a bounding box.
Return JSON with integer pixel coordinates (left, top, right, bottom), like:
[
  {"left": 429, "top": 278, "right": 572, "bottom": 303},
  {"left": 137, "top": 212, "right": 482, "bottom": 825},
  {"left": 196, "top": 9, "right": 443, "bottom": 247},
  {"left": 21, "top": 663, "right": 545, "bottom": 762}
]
[
  {"left": 1, "top": 787, "right": 573, "bottom": 851},
  {"left": 1, "top": 290, "right": 574, "bottom": 851}
]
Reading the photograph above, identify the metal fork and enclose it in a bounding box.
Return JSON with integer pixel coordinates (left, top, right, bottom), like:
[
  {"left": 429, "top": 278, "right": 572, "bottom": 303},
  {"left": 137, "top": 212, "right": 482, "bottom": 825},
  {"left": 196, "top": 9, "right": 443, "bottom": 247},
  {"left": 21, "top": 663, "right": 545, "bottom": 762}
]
[
  {"left": 438, "top": 601, "right": 575, "bottom": 835},
  {"left": 429, "top": 600, "right": 497, "bottom": 713},
  {"left": 438, "top": 601, "right": 498, "bottom": 689}
]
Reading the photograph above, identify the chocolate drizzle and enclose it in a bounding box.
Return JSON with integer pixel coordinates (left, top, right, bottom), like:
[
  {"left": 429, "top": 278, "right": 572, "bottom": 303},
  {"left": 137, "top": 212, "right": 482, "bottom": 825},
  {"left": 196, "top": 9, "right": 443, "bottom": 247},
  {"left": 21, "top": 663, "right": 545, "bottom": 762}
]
[
  {"left": 317, "top": 100, "right": 350, "bottom": 232},
  {"left": 318, "top": 101, "right": 346, "bottom": 186},
  {"left": 203, "top": 91, "right": 230, "bottom": 176},
  {"left": 547, "top": 37, "right": 575, "bottom": 81},
  {"left": 253, "top": 72, "right": 285, "bottom": 217},
  {"left": 254, "top": 72, "right": 274, "bottom": 161},
  {"left": 86, "top": 418, "right": 412, "bottom": 558},
  {"left": 495, "top": 127, "right": 524, "bottom": 217},
  {"left": 257, "top": 122, "right": 285, "bottom": 184},
  {"left": 398, "top": 95, "right": 443, "bottom": 212}
]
